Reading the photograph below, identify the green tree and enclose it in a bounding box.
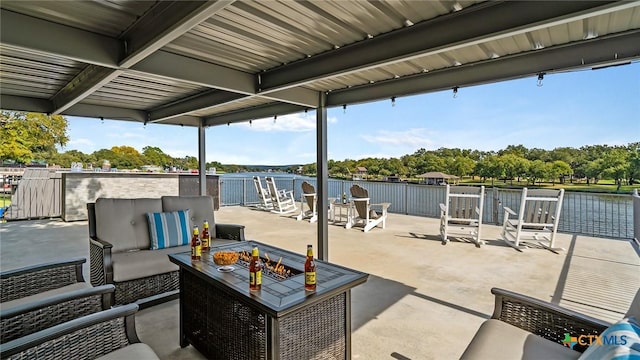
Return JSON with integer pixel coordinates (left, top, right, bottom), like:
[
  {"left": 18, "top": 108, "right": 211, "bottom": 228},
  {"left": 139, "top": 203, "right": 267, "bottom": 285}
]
[
  {"left": 448, "top": 156, "right": 475, "bottom": 178},
  {"left": 500, "top": 154, "right": 529, "bottom": 185},
  {"left": 476, "top": 155, "right": 504, "bottom": 185},
  {"left": 142, "top": 146, "right": 173, "bottom": 167},
  {"left": 0, "top": 111, "right": 69, "bottom": 163},
  {"left": 601, "top": 149, "right": 628, "bottom": 191},
  {"left": 549, "top": 160, "right": 573, "bottom": 185},
  {"left": 528, "top": 160, "right": 550, "bottom": 185},
  {"left": 111, "top": 146, "right": 143, "bottom": 169},
  {"left": 627, "top": 142, "right": 640, "bottom": 185}
]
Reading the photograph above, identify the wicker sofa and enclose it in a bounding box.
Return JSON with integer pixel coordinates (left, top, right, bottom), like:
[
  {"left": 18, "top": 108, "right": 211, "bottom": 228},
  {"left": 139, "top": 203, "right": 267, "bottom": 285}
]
[
  {"left": 460, "top": 287, "right": 640, "bottom": 359},
  {"left": 88, "top": 195, "right": 245, "bottom": 307},
  {"left": 1, "top": 304, "right": 159, "bottom": 360},
  {"left": 0, "top": 258, "right": 114, "bottom": 343}
]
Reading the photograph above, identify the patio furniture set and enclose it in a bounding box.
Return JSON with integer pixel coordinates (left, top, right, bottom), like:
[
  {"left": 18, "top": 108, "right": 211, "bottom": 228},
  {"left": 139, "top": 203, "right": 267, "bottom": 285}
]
[
  {"left": 2, "top": 192, "right": 637, "bottom": 359},
  {"left": 1, "top": 195, "right": 247, "bottom": 359},
  {"left": 254, "top": 176, "right": 390, "bottom": 233},
  {"left": 439, "top": 184, "right": 566, "bottom": 251}
]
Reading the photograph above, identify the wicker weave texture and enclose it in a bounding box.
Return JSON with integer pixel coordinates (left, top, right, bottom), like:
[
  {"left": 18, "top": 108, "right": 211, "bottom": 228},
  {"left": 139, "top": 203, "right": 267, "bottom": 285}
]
[
  {"left": 114, "top": 271, "right": 179, "bottom": 305},
  {"left": 279, "top": 293, "right": 346, "bottom": 360},
  {"left": 1, "top": 265, "right": 78, "bottom": 303},
  {"left": 497, "top": 297, "right": 607, "bottom": 351},
  {"left": 6, "top": 318, "right": 130, "bottom": 360},
  {"left": 181, "top": 270, "right": 348, "bottom": 360},
  {"left": 89, "top": 243, "right": 105, "bottom": 287},
  {"left": 183, "top": 270, "right": 267, "bottom": 360},
  {"left": 1, "top": 295, "right": 103, "bottom": 343}
]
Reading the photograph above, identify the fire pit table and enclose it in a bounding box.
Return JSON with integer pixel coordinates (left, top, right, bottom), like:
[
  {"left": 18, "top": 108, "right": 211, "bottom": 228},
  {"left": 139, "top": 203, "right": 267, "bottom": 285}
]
[{"left": 168, "top": 240, "right": 368, "bottom": 360}]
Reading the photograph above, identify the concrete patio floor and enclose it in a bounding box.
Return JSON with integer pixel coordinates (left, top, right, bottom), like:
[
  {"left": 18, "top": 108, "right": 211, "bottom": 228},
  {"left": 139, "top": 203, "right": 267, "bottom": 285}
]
[{"left": 1, "top": 206, "right": 638, "bottom": 359}]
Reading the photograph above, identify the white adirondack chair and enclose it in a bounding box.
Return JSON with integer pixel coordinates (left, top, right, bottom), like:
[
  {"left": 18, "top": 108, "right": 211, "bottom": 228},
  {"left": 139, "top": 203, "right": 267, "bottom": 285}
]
[
  {"left": 439, "top": 185, "right": 485, "bottom": 246},
  {"left": 296, "top": 181, "right": 318, "bottom": 222},
  {"left": 265, "top": 176, "right": 297, "bottom": 214},
  {"left": 502, "top": 188, "right": 565, "bottom": 252},
  {"left": 252, "top": 176, "right": 273, "bottom": 210},
  {"left": 347, "top": 184, "right": 390, "bottom": 232}
]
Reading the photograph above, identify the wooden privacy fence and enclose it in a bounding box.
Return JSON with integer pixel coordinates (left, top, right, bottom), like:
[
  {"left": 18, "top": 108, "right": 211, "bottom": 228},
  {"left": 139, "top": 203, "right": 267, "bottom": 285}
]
[{"left": 3, "top": 169, "right": 62, "bottom": 220}]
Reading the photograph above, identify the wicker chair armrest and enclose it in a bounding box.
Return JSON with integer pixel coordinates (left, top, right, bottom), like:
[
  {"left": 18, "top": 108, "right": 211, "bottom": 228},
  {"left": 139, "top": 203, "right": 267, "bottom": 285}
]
[
  {"left": 90, "top": 237, "right": 113, "bottom": 250},
  {"left": 1, "top": 284, "right": 115, "bottom": 319},
  {"left": 0, "top": 258, "right": 86, "bottom": 303},
  {"left": 1, "top": 303, "right": 141, "bottom": 359},
  {"left": 491, "top": 288, "right": 611, "bottom": 351},
  {"left": 90, "top": 239, "right": 114, "bottom": 288},
  {"left": 215, "top": 223, "right": 246, "bottom": 241},
  {"left": 1, "top": 285, "right": 115, "bottom": 343}
]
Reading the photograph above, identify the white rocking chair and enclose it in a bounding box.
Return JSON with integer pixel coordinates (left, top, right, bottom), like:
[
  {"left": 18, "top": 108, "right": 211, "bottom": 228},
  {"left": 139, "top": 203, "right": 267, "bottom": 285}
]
[
  {"left": 296, "top": 181, "right": 318, "bottom": 222},
  {"left": 252, "top": 176, "right": 273, "bottom": 211},
  {"left": 265, "top": 176, "right": 297, "bottom": 214},
  {"left": 439, "top": 185, "right": 485, "bottom": 246},
  {"left": 501, "top": 188, "right": 565, "bottom": 252},
  {"left": 347, "top": 184, "right": 390, "bottom": 232}
]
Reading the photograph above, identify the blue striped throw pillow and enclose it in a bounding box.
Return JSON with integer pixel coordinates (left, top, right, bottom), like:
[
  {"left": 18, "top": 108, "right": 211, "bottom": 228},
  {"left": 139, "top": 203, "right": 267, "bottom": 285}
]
[{"left": 146, "top": 210, "right": 191, "bottom": 250}]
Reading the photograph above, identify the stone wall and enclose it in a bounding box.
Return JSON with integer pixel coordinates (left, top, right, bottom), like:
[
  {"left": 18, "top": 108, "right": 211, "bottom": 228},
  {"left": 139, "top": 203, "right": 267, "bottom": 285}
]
[{"left": 62, "top": 173, "right": 180, "bottom": 221}]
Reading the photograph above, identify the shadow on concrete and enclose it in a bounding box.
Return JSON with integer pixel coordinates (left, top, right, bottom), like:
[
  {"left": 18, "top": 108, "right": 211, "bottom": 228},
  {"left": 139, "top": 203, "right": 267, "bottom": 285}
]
[
  {"left": 391, "top": 352, "right": 412, "bottom": 360},
  {"left": 409, "top": 291, "right": 491, "bottom": 320},
  {"left": 351, "top": 274, "right": 490, "bottom": 333},
  {"left": 351, "top": 274, "right": 416, "bottom": 331}
]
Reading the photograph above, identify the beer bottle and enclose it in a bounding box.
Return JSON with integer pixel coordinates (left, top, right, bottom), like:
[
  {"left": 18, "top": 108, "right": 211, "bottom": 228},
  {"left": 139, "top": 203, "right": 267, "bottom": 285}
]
[
  {"left": 249, "top": 246, "right": 262, "bottom": 291},
  {"left": 201, "top": 221, "right": 210, "bottom": 252},
  {"left": 191, "top": 226, "right": 201, "bottom": 261},
  {"left": 304, "top": 244, "right": 316, "bottom": 291}
]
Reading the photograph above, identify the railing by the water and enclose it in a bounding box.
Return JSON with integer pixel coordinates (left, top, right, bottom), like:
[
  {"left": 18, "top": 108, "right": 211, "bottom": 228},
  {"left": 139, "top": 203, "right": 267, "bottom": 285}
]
[
  {"left": 633, "top": 189, "right": 640, "bottom": 243},
  {"left": 221, "top": 176, "right": 636, "bottom": 240}
]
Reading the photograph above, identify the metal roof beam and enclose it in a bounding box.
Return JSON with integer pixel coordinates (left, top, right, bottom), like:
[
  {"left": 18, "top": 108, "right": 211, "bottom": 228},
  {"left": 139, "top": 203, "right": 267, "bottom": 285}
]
[
  {"left": 204, "top": 103, "right": 306, "bottom": 126},
  {"left": 120, "top": 0, "right": 235, "bottom": 68},
  {"left": 0, "top": 9, "right": 121, "bottom": 67},
  {"left": 258, "top": 0, "right": 634, "bottom": 92},
  {"left": 133, "top": 51, "right": 255, "bottom": 94},
  {"left": 50, "top": 1, "right": 234, "bottom": 115},
  {"left": 0, "top": 95, "right": 52, "bottom": 114},
  {"left": 133, "top": 51, "right": 319, "bottom": 108},
  {"left": 327, "top": 30, "right": 640, "bottom": 106},
  {"left": 148, "top": 91, "right": 247, "bottom": 123},
  {"left": 64, "top": 103, "right": 149, "bottom": 123}
]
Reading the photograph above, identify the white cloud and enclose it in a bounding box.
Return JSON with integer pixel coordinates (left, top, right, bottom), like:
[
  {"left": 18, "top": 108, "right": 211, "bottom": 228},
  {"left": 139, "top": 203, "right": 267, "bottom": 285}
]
[
  {"left": 237, "top": 113, "right": 337, "bottom": 132},
  {"left": 67, "top": 138, "right": 94, "bottom": 147},
  {"left": 360, "top": 128, "right": 436, "bottom": 148}
]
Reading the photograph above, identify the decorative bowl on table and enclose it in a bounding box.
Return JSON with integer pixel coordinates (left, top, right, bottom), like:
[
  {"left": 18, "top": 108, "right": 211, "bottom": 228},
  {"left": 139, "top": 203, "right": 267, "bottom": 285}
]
[{"left": 213, "top": 251, "right": 239, "bottom": 272}]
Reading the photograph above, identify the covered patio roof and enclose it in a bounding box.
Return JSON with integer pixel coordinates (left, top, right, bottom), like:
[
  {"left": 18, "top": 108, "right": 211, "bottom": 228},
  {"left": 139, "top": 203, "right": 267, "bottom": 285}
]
[
  {"left": 1, "top": 1, "right": 639, "bottom": 125},
  {"left": 2, "top": 0, "right": 639, "bottom": 259}
]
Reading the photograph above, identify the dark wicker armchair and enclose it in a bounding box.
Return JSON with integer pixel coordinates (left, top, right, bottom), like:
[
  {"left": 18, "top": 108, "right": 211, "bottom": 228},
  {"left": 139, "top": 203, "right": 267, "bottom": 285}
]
[
  {"left": 461, "top": 288, "right": 617, "bottom": 359},
  {"left": 0, "top": 258, "right": 114, "bottom": 344},
  {"left": 490, "top": 288, "right": 610, "bottom": 352},
  {"left": 0, "top": 304, "right": 159, "bottom": 360},
  {"left": 1, "top": 258, "right": 87, "bottom": 303}
]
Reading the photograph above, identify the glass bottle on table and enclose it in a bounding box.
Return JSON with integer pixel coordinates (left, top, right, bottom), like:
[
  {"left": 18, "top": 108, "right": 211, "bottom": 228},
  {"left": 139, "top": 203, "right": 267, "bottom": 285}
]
[
  {"left": 191, "top": 226, "right": 201, "bottom": 261},
  {"left": 249, "top": 246, "right": 262, "bottom": 291},
  {"left": 201, "top": 220, "right": 210, "bottom": 252},
  {"left": 304, "top": 244, "right": 316, "bottom": 291}
]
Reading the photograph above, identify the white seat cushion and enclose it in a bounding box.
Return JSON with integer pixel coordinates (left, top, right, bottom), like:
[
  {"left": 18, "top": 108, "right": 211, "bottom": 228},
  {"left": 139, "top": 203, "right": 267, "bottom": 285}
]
[
  {"left": 460, "top": 319, "right": 581, "bottom": 360},
  {"left": 96, "top": 343, "right": 159, "bottom": 360}
]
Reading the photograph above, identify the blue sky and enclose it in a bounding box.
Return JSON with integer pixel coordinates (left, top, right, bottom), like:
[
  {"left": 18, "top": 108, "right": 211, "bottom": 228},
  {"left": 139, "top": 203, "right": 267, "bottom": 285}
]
[{"left": 64, "top": 62, "right": 639, "bottom": 165}]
